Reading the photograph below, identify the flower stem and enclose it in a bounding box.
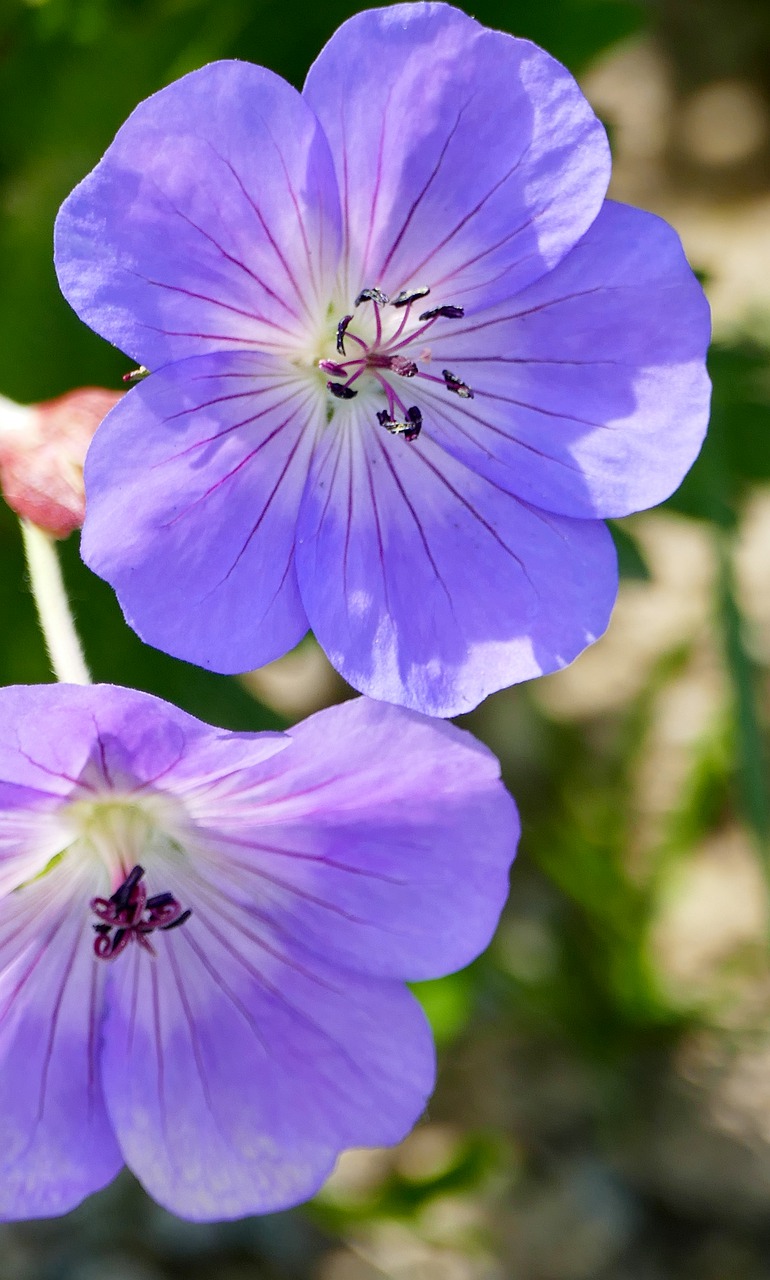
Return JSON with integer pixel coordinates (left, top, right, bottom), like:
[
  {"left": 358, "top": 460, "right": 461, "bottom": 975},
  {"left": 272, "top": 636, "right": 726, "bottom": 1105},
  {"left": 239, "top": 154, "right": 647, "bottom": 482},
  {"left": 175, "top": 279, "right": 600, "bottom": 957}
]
[{"left": 20, "top": 518, "right": 92, "bottom": 684}]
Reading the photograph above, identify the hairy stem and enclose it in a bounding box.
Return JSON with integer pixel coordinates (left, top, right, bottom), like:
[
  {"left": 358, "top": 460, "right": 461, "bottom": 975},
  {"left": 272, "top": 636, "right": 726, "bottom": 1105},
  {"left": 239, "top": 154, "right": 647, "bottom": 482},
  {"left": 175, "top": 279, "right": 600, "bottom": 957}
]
[{"left": 20, "top": 518, "right": 91, "bottom": 684}]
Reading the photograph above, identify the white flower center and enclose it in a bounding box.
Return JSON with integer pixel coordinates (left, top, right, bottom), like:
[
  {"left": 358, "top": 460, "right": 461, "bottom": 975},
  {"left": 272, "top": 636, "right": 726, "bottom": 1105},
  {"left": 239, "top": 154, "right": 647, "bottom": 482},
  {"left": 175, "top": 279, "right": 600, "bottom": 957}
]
[{"left": 60, "top": 791, "right": 188, "bottom": 883}]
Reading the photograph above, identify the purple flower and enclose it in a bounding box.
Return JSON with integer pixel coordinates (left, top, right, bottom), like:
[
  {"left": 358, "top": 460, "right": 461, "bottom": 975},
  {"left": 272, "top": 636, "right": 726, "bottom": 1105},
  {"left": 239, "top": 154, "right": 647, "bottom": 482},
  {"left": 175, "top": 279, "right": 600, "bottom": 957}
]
[
  {"left": 0, "top": 684, "right": 516, "bottom": 1220},
  {"left": 55, "top": 2, "right": 711, "bottom": 717}
]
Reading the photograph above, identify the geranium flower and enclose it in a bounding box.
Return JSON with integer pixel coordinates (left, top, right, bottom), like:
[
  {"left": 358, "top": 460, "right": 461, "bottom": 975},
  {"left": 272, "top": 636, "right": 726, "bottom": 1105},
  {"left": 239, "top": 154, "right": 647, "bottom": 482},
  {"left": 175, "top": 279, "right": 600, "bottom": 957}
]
[
  {"left": 0, "top": 684, "right": 515, "bottom": 1220},
  {"left": 55, "top": 2, "right": 710, "bottom": 717}
]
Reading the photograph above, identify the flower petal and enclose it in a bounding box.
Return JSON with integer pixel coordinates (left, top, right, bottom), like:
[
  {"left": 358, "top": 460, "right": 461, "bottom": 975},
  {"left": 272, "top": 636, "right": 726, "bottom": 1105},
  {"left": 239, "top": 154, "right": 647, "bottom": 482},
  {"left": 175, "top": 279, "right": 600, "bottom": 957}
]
[
  {"left": 55, "top": 61, "right": 342, "bottom": 367},
  {"left": 81, "top": 352, "right": 322, "bottom": 673},
  {"left": 420, "top": 200, "right": 712, "bottom": 518},
  {"left": 190, "top": 698, "right": 517, "bottom": 980},
  {"left": 304, "top": 2, "right": 609, "bottom": 310},
  {"left": 0, "top": 684, "right": 115, "bottom": 798},
  {"left": 102, "top": 907, "right": 434, "bottom": 1220},
  {"left": 0, "top": 860, "right": 121, "bottom": 1218},
  {"left": 296, "top": 417, "right": 617, "bottom": 716},
  {"left": 0, "top": 684, "right": 288, "bottom": 804}
]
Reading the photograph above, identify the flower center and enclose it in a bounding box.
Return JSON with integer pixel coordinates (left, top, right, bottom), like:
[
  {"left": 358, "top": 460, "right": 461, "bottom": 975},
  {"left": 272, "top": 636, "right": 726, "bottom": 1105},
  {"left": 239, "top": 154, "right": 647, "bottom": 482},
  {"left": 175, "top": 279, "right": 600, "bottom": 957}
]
[
  {"left": 63, "top": 792, "right": 184, "bottom": 874},
  {"left": 90, "top": 863, "right": 191, "bottom": 961},
  {"left": 59, "top": 791, "right": 193, "bottom": 961},
  {"left": 318, "top": 286, "right": 473, "bottom": 441}
]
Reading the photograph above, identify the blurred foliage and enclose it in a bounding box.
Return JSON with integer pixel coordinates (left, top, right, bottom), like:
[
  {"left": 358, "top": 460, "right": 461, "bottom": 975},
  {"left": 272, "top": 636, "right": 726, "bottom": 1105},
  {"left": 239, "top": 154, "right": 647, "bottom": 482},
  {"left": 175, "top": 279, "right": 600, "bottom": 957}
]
[
  {"left": 670, "top": 341, "right": 770, "bottom": 526},
  {"left": 3, "top": 0, "right": 770, "bottom": 1277}
]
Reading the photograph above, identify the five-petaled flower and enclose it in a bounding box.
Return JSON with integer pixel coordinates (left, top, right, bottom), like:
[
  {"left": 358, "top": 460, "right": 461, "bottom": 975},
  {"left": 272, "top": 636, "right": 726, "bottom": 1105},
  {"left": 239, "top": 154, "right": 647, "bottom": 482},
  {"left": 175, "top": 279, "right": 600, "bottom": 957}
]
[
  {"left": 0, "top": 684, "right": 516, "bottom": 1220},
  {"left": 55, "top": 1, "right": 711, "bottom": 717}
]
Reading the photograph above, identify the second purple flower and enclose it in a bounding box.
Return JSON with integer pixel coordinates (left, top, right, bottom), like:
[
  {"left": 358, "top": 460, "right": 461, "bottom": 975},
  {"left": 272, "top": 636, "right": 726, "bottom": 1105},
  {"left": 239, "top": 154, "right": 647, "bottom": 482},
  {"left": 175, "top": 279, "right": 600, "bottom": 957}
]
[
  {"left": 55, "top": 2, "right": 711, "bottom": 716},
  {"left": 0, "top": 685, "right": 515, "bottom": 1220}
]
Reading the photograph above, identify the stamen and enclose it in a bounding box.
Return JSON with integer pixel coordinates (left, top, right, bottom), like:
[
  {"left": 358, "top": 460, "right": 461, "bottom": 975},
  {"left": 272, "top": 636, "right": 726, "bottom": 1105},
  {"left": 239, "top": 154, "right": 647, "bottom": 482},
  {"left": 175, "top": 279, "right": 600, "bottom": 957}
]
[
  {"left": 419, "top": 305, "right": 465, "bottom": 321},
  {"left": 391, "top": 286, "right": 430, "bottom": 308},
  {"left": 327, "top": 381, "right": 358, "bottom": 400},
  {"left": 389, "top": 356, "right": 418, "bottom": 378},
  {"left": 376, "top": 406, "right": 422, "bottom": 442},
  {"left": 355, "top": 287, "right": 389, "bottom": 307},
  {"left": 146, "top": 891, "right": 175, "bottom": 909},
  {"left": 163, "top": 908, "right": 193, "bottom": 931},
  {"left": 109, "top": 863, "right": 144, "bottom": 913},
  {"left": 336, "top": 314, "right": 353, "bottom": 355},
  {"left": 442, "top": 369, "right": 474, "bottom": 399},
  {"left": 404, "top": 406, "right": 422, "bottom": 441},
  {"left": 90, "top": 865, "right": 191, "bottom": 961}
]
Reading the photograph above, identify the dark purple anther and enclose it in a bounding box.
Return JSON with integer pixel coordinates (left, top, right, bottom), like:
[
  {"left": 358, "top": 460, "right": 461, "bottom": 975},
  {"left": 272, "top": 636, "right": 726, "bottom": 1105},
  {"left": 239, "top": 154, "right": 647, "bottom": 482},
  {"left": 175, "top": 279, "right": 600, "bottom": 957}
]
[
  {"left": 90, "top": 865, "right": 191, "bottom": 960},
  {"left": 419, "top": 305, "right": 465, "bottom": 321},
  {"left": 404, "top": 406, "right": 423, "bottom": 441},
  {"left": 442, "top": 369, "right": 474, "bottom": 399},
  {"left": 391, "top": 286, "right": 430, "bottom": 308},
  {"left": 389, "top": 356, "right": 418, "bottom": 378},
  {"left": 162, "top": 908, "right": 192, "bottom": 931},
  {"left": 327, "top": 381, "right": 358, "bottom": 400},
  {"left": 336, "top": 314, "right": 353, "bottom": 355},
  {"left": 109, "top": 862, "right": 144, "bottom": 912},
  {"left": 376, "top": 405, "right": 422, "bottom": 442},
  {"left": 355, "top": 287, "right": 389, "bottom": 307}
]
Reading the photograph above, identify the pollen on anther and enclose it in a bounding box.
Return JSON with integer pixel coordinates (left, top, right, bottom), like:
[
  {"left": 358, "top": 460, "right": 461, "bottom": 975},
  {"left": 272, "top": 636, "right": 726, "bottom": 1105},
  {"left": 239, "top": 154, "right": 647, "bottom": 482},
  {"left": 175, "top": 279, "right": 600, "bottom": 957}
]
[
  {"left": 336, "top": 314, "right": 353, "bottom": 355},
  {"left": 392, "top": 286, "right": 430, "bottom": 308},
  {"left": 442, "top": 369, "right": 474, "bottom": 399},
  {"left": 355, "top": 287, "right": 389, "bottom": 307},
  {"left": 419, "top": 305, "right": 465, "bottom": 321},
  {"left": 376, "top": 405, "right": 422, "bottom": 442}
]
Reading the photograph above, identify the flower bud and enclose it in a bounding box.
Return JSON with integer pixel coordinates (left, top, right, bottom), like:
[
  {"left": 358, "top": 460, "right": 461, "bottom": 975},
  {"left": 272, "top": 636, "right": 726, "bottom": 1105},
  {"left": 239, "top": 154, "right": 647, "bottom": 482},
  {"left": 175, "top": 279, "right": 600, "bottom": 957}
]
[{"left": 0, "top": 387, "right": 121, "bottom": 537}]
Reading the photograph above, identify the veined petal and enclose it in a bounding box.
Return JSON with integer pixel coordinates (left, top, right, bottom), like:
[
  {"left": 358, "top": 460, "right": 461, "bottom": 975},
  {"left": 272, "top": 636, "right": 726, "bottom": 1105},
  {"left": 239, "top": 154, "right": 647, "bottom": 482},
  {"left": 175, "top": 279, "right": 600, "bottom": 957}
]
[
  {"left": 55, "top": 61, "right": 342, "bottom": 367},
  {"left": 304, "top": 2, "right": 609, "bottom": 310},
  {"left": 190, "top": 698, "right": 517, "bottom": 980},
  {"left": 81, "top": 352, "right": 323, "bottom": 673},
  {"left": 0, "top": 858, "right": 121, "bottom": 1218},
  {"left": 102, "top": 894, "right": 434, "bottom": 1220},
  {"left": 421, "top": 200, "right": 712, "bottom": 518},
  {"left": 296, "top": 417, "right": 617, "bottom": 716},
  {"left": 0, "top": 684, "right": 287, "bottom": 811},
  {"left": 0, "top": 684, "right": 118, "bottom": 799}
]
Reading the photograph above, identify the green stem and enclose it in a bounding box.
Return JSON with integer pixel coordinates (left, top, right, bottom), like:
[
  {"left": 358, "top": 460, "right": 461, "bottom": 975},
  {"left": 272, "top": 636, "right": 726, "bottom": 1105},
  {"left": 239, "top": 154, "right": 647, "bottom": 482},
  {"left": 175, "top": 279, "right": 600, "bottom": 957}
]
[{"left": 20, "top": 518, "right": 91, "bottom": 685}]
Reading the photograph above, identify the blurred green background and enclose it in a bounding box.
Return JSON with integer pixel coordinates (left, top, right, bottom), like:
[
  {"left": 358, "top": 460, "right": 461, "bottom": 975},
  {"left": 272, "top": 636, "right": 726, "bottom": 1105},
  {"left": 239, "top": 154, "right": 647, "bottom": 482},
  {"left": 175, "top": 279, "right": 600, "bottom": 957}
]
[{"left": 5, "top": 0, "right": 770, "bottom": 1276}]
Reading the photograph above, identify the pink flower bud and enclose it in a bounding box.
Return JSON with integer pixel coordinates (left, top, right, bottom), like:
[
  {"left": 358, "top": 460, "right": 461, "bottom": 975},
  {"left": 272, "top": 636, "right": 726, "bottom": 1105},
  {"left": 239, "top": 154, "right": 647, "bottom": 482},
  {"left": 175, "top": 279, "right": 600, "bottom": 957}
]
[{"left": 0, "top": 387, "right": 121, "bottom": 538}]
